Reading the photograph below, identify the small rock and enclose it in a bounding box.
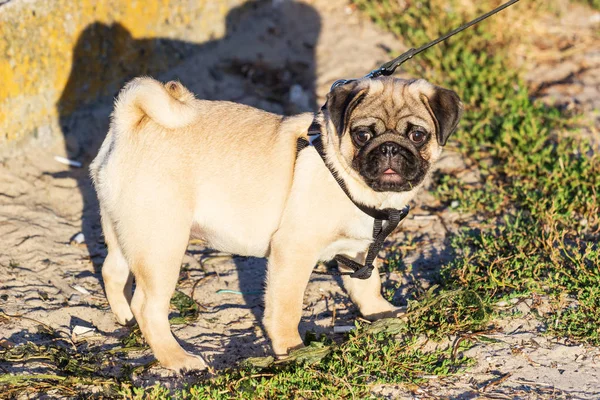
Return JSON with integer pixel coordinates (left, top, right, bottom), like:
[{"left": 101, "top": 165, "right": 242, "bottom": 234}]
[
  {"left": 71, "top": 284, "right": 90, "bottom": 296},
  {"left": 333, "top": 325, "right": 355, "bottom": 333},
  {"left": 0, "top": 339, "right": 15, "bottom": 349},
  {"left": 69, "top": 294, "right": 82, "bottom": 303},
  {"left": 54, "top": 155, "right": 82, "bottom": 168},
  {"left": 72, "top": 325, "right": 95, "bottom": 337},
  {"left": 450, "top": 200, "right": 460, "bottom": 209},
  {"left": 70, "top": 232, "right": 85, "bottom": 245}
]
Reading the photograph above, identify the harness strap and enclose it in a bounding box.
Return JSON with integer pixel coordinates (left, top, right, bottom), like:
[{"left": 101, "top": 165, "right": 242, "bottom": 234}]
[
  {"left": 297, "top": 122, "right": 409, "bottom": 280},
  {"left": 332, "top": 207, "right": 405, "bottom": 279}
]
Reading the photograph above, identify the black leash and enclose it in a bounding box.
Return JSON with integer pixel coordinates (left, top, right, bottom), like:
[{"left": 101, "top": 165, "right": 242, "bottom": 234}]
[
  {"left": 332, "top": 0, "right": 521, "bottom": 89},
  {"left": 297, "top": 123, "right": 409, "bottom": 280},
  {"left": 299, "top": 0, "right": 521, "bottom": 279}
]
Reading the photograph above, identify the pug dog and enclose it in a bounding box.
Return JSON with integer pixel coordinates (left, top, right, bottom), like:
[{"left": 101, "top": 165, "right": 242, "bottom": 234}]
[{"left": 90, "top": 76, "right": 462, "bottom": 371}]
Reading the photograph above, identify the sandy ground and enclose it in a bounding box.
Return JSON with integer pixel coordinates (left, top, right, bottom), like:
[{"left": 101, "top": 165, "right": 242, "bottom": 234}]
[{"left": 1, "top": 0, "right": 599, "bottom": 398}]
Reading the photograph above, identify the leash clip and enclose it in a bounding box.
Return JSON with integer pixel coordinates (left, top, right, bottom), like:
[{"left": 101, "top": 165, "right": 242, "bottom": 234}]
[
  {"left": 330, "top": 79, "right": 355, "bottom": 90},
  {"left": 330, "top": 67, "right": 388, "bottom": 91},
  {"left": 363, "top": 67, "right": 388, "bottom": 79}
]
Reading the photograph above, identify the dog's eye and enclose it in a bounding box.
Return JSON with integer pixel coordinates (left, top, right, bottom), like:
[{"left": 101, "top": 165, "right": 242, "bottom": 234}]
[
  {"left": 409, "top": 130, "right": 427, "bottom": 144},
  {"left": 353, "top": 130, "right": 372, "bottom": 146}
]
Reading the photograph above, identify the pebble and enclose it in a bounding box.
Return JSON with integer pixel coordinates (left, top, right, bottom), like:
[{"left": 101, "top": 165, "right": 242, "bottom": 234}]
[
  {"left": 333, "top": 325, "right": 355, "bottom": 333},
  {"left": 69, "top": 294, "right": 82, "bottom": 303},
  {"left": 54, "top": 156, "right": 82, "bottom": 168},
  {"left": 71, "top": 284, "right": 90, "bottom": 296},
  {"left": 72, "top": 325, "right": 95, "bottom": 337},
  {"left": 70, "top": 232, "right": 85, "bottom": 245}
]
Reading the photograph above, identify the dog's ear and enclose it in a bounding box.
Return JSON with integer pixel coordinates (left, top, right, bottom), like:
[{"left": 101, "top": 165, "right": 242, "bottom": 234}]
[
  {"left": 421, "top": 87, "right": 463, "bottom": 146},
  {"left": 325, "top": 81, "right": 369, "bottom": 136}
]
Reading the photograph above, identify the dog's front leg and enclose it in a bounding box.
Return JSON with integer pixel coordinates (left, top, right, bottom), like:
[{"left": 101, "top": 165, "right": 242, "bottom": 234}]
[{"left": 263, "top": 232, "right": 319, "bottom": 357}]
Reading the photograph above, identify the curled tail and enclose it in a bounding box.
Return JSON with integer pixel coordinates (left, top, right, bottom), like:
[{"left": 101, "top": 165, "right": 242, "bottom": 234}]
[{"left": 112, "top": 77, "right": 198, "bottom": 132}]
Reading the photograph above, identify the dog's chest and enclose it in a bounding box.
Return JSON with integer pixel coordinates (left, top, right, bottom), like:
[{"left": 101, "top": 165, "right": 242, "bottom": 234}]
[{"left": 318, "top": 213, "right": 375, "bottom": 261}]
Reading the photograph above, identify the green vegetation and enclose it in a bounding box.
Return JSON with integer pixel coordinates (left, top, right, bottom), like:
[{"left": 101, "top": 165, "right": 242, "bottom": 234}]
[
  {"left": 581, "top": 0, "right": 600, "bottom": 10},
  {"left": 0, "top": 318, "right": 151, "bottom": 398},
  {"left": 2, "top": 0, "right": 598, "bottom": 398},
  {"left": 118, "top": 323, "right": 473, "bottom": 400},
  {"left": 355, "top": 0, "right": 599, "bottom": 344},
  {"left": 0, "top": 316, "right": 471, "bottom": 399}
]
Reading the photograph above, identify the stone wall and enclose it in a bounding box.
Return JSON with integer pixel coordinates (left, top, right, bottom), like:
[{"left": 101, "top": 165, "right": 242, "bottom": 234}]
[{"left": 0, "top": 0, "right": 245, "bottom": 155}]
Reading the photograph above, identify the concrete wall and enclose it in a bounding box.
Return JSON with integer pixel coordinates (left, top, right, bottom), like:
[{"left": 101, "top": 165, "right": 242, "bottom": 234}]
[{"left": 0, "top": 0, "right": 245, "bottom": 155}]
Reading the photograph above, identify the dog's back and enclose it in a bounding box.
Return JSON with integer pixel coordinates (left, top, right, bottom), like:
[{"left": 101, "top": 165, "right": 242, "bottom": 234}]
[{"left": 91, "top": 77, "right": 313, "bottom": 257}]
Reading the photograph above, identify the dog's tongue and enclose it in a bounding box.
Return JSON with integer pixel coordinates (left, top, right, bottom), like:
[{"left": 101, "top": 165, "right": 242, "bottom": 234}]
[{"left": 383, "top": 168, "right": 396, "bottom": 174}]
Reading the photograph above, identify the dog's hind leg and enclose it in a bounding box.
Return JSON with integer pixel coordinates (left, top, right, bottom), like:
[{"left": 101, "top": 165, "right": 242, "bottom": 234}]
[
  {"left": 127, "top": 211, "right": 206, "bottom": 372},
  {"left": 101, "top": 212, "right": 134, "bottom": 326},
  {"left": 340, "top": 253, "right": 405, "bottom": 320}
]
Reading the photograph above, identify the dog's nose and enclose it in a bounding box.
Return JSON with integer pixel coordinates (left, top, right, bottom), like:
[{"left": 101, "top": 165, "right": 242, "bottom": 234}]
[{"left": 379, "top": 142, "right": 399, "bottom": 157}]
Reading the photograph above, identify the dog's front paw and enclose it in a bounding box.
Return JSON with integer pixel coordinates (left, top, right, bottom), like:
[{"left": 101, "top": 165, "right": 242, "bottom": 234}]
[
  {"left": 272, "top": 338, "right": 304, "bottom": 359},
  {"left": 113, "top": 310, "right": 136, "bottom": 327},
  {"left": 161, "top": 351, "right": 207, "bottom": 373},
  {"left": 362, "top": 305, "right": 407, "bottom": 321}
]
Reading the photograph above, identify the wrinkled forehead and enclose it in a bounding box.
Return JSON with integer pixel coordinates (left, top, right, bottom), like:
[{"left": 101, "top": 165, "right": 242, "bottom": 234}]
[{"left": 349, "top": 78, "right": 436, "bottom": 133}]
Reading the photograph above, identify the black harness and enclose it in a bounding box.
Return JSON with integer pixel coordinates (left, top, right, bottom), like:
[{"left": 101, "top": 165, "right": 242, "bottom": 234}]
[{"left": 297, "top": 121, "right": 409, "bottom": 280}]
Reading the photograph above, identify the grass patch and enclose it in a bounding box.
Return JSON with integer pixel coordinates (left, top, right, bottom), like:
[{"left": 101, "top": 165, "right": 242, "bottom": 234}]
[
  {"left": 118, "top": 322, "right": 473, "bottom": 399},
  {"left": 1, "top": 319, "right": 471, "bottom": 398},
  {"left": 0, "top": 328, "right": 127, "bottom": 398},
  {"left": 170, "top": 290, "right": 201, "bottom": 325}
]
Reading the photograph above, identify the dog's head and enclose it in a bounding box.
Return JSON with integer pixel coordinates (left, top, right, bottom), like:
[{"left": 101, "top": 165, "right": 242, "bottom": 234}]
[{"left": 321, "top": 77, "right": 463, "bottom": 193}]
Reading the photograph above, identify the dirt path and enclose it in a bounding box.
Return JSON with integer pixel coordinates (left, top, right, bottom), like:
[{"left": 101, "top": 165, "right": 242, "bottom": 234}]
[{"left": 1, "top": 0, "right": 599, "bottom": 398}]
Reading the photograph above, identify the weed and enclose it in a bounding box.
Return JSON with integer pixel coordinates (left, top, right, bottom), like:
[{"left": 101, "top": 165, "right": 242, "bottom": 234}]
[
  {"left": 170, "top": 290, "right": 200, "bottom": 325},
  {"left": 0, "top": 339, "right": 119, "bottom": 398}
]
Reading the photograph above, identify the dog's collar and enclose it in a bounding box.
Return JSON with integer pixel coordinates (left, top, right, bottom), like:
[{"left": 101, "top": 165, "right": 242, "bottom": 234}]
[{"left": 297, "top": 120, "right": 409, "bottom": 280}]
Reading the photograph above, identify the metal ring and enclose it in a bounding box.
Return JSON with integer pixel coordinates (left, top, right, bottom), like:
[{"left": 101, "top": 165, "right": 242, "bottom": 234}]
[{"left": 330, "top": 79, "right": 355, "bottom": 90}]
